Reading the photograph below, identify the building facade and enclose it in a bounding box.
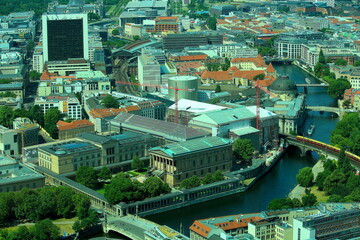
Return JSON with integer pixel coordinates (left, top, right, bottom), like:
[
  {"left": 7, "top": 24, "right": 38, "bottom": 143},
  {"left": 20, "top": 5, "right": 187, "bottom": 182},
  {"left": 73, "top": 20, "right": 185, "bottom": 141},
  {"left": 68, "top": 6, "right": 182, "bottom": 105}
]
[
  {"left": 42, "top": 13, "right": 89, "bottom": 63},
  {"left": 149, "top": 136, "right": 233, "bottom": 187}
]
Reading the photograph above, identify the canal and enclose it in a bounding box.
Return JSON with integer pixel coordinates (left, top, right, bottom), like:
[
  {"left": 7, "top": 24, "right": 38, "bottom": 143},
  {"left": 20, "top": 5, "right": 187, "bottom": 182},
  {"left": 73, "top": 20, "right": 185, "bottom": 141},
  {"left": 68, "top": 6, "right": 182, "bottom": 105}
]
[{"left": 90, "top": 63, "right": 339, "bottom": 238}]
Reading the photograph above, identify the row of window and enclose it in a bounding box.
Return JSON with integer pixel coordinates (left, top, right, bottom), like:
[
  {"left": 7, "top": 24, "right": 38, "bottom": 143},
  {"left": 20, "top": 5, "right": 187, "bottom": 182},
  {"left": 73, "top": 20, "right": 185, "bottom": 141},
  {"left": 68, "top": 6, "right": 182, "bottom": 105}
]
[{"left": 0, "top": 182, "right": 38, "bottom": 192}]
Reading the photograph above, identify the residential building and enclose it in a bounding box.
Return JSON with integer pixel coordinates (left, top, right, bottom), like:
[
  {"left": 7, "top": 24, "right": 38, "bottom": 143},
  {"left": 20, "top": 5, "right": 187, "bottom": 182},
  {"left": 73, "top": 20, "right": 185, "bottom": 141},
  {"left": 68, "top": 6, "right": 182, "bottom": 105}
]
[
  {"left": 275, "top": 38, "right": 307, "bottom": 59},
  {"left": 151, "top": 16, "right": 179, "bottom": 33},
  {"left": 42, "top": 13, "right": 89, "bottom": 63},
  {"left": 34, "top": 94, "right": 82, "bottom": 120},
  {"left": 0, "top": 125, "right": 19, "bottom": 157},
  {"left": 230, "top": 55, "right": 268, "bottom": 71},
  {"left": 343, "top": 88, "right": 360, "bottom": 111},
  {"left": 0, "top": 156, "right": 45, "bottom": 193},
  {"left": 57, "top": 119, "right": 94, "bottom": 140},
  {"left": 248, "top": 218, "right": 281, "bottom": 240},
  {"left": 149, "top": 136, "right": 233, "bottom": 187},
  {"left": 124, "top": 23, "right": 142, "bottom": 37},
  {"left": 109, "top": 112, "right": 210, "bottom": 143}
]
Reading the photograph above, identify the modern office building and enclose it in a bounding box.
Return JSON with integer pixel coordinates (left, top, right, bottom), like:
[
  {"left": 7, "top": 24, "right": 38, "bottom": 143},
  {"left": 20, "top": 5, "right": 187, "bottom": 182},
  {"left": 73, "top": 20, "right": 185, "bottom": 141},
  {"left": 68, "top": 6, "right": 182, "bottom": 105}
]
[
  {"left": 42, "top": 13, "right": 89, "bottom": 63},
  {"left": 149, "top": 136, "right": 233, "bottom": 187},
  {"left": 163, "top": 33, "right": 223, "bottom": 51}
]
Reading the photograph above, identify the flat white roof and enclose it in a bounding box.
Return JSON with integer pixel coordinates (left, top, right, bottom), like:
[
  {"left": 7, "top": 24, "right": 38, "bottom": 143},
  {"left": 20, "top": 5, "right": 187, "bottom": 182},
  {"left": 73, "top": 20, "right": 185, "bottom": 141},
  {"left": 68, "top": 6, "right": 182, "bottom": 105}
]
[{"left": 169, "top": 99, "right": 227, "bottom": 113}]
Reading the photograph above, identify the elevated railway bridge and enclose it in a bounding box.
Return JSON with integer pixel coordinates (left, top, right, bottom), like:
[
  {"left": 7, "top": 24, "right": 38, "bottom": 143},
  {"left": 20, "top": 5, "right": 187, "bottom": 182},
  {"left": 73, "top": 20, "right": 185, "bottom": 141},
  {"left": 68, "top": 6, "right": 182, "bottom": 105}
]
[{"left": 285, "top": 135, "right": 360, "bottom": 167}]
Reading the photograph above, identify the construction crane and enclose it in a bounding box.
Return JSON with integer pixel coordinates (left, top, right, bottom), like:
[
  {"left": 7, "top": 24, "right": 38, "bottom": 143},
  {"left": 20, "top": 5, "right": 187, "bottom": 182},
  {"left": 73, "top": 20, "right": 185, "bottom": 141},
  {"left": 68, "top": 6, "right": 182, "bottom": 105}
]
[
  {"left": 253, "top": 80, "right": 278, "bottom": 150},
  {"left": 115, "top": 81, "right": 193, "bottom": 124}
]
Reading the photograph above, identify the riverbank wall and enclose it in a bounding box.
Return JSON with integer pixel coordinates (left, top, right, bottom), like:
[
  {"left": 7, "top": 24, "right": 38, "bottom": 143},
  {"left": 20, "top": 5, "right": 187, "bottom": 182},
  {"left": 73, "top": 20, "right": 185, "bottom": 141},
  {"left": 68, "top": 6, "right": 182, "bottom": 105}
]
[
  {"left": 113, "top": 149, "right": 286, "bottom": 217},
  {"left": 292, "top": 61, "right": 328, "bottom": 84}
]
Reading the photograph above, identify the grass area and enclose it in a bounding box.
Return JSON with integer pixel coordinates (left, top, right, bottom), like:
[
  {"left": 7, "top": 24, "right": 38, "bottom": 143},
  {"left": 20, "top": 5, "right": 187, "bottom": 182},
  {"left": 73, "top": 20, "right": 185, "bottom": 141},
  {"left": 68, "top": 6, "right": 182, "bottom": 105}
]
[
  {"left": 3, "top": 217, "right": 78, "bottom": 236},
  {"left": 97, "top": 188, "right": 105, "bottom": 194},
  {"left": 244, "top": 177, "right": 256, "bottom": 185},
  {"left": 311, "top": 186, "right": 329, "bottom": 202}
]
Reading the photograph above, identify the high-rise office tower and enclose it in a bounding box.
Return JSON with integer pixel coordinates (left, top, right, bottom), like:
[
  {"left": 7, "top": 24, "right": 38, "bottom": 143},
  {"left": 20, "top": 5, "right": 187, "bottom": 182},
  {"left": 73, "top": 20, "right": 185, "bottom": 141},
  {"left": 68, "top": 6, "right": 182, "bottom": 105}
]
[{"left": 42, "top": 13, "right": 89, "bottom": 62}]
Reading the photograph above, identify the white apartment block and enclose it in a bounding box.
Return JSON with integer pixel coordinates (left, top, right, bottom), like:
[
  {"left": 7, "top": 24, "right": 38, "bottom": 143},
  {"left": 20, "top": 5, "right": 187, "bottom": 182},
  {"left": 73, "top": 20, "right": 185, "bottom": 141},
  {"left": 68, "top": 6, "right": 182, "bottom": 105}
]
[
  {"left": 138, "top": 50, "right": 161, "bottom": 91},
  {"left": 35, "top": 95, "right": 82, "bottom": 120}
]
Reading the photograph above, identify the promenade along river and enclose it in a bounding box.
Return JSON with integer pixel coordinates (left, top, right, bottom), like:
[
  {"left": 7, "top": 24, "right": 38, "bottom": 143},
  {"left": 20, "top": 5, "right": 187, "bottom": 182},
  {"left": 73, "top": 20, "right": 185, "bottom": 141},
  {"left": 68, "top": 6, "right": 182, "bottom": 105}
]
[{"left": 91, "top": 63, "right": 339, "bottom": 239}]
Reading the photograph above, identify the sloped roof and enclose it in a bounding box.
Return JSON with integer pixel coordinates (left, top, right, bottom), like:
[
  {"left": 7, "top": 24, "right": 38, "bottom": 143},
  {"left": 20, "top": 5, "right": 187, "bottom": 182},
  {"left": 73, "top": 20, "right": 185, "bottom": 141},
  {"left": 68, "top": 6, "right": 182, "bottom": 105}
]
[
  {"left": 230, "top": 54, "right": 267, "bottom": 67},
  {"left": 266, "top": 63, "right": 275, "bottom": 73},
  {"left": 57, "top": 119, "right": 94, "bottom": 131},
  {"left": 89, "top": 106, "right": 140, "bottom": 119},
  {"left": 201, "top": 70, "right": 233, "bottom": 81},
  {"left": 191, "top": 107, "right": 255, "bottom": 125}
]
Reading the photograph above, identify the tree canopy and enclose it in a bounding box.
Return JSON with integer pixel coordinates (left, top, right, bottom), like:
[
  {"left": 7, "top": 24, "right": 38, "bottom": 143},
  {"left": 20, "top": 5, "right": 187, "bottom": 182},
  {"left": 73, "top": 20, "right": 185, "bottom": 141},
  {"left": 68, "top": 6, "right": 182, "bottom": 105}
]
[
  {"left": 44, "top": 108, "right": 63, "bottom": 139},
  {"left": 180, "top": 176, "right": 201, "bottom": 189},
  {"left": 334, "top": 58, "right": 347, "bottom": 66},
  {"left": 233, "top": 139, "right": 255, "bottom": 164},
  {"left": 101, "top": 95, "right": 119, "bottom": 108},
  {"left": 296, "top": 167, "right": 314, "bottom": 188},
  {"left": 75, "top": 166, "right": 98, "bottom": 189}
]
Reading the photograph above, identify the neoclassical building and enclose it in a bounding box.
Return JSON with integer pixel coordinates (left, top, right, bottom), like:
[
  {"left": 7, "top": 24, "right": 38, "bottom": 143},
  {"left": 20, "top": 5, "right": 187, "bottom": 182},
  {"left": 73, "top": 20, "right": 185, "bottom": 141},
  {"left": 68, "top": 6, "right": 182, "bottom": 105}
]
[{"left": 149, "top": 136, "right": 233, "bottom": 187}]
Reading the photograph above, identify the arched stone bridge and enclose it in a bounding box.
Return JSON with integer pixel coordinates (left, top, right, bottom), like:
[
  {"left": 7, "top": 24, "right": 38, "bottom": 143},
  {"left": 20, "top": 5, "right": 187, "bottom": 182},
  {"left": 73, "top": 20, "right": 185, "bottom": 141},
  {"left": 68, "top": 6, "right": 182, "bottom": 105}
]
[{"left": 306, "top": 106, "right": 341, "bottom": 116}]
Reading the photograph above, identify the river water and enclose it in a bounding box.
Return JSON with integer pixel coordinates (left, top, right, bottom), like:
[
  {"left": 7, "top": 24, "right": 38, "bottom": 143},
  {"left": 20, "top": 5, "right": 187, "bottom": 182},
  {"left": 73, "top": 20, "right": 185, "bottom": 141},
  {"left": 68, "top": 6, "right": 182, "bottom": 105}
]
[{"left": 90, "top": 63, "right": 339, "bottom": 238}]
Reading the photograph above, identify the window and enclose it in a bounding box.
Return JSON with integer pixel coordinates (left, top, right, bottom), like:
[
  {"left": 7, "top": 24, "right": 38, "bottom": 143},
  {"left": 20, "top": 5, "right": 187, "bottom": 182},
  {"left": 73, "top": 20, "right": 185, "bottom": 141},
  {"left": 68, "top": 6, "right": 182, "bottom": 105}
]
[
  {"left": 4, "top": 144, "right": 10, "bottom": 150},
  {"left": 14, "top": 135, "right": 18, "bottom": 143}
]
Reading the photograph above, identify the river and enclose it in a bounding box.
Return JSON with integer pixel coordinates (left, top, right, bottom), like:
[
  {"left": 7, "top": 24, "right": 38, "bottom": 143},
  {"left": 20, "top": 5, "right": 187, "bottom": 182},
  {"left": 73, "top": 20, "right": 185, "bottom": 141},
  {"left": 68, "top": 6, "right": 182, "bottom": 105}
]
[{"left": 89, "top": 63, "right": 339, "bottom": 238}]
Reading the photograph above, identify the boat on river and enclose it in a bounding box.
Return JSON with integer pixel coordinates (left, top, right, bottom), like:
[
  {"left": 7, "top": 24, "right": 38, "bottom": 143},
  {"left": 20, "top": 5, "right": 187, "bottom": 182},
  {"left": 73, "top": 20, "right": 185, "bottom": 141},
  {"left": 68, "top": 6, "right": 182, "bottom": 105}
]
[
  {"left": 305, "top": 78, "right": 311, "bottom": 84},
  {"left": 307, "top": 124, "right": 315, "bottom": 136}
]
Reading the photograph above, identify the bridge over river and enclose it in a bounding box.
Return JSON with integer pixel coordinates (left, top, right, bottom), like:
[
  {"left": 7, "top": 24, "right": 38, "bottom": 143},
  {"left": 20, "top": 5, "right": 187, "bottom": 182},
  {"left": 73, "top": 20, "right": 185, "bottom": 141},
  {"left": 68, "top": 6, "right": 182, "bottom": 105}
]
[{"left": 285, "top": 135, "right": 360, "bottom": 166}]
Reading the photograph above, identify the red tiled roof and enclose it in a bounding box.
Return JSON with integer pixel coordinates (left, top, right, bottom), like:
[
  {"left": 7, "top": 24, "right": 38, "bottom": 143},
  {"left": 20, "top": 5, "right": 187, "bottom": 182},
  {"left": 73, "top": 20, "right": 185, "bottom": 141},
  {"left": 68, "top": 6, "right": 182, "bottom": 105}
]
[
  {"left": 190, "top": 221, "right": 211, "bottom": 238},
  {"left": 201, "top": 70, "right": 233, "bottom": 81},
  {"left": 177, "top": 55, "right": 208, "bottom": 62},
  {"left": 233, "top": 70, "right": 265, "bottom": 80},
  {"left": 230, "top": 54, "right": 267, "bottom": 67},
  {"left": 266, "top": 63, "right": 275, "bottom": 73},
  {"left": 90, "top": 106, "right": 140, "bottom": 118},
  {"left": 57, "top": 119, "right": 94, "bottom": 131},
  {"left": 215, "top": 216, "right": 263, "bottom": 231}
]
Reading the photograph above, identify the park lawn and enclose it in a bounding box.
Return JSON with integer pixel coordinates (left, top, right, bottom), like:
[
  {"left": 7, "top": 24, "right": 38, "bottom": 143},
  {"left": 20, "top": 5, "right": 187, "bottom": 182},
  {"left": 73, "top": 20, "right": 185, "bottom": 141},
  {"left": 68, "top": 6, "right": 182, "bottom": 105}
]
[
  {"left": 4, "top": 217, "right": 77, "bottom": 235},
  {"left": 311, "top": 186, "right": 329, "bottom": 202}
]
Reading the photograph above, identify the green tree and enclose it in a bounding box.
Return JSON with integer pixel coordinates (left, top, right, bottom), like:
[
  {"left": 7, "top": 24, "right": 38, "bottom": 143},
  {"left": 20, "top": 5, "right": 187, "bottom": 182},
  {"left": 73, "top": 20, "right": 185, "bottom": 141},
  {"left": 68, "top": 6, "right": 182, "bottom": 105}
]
[
  {"left": 342, "top": 99, "right": 351, "bottom": 108},
  {"left": 180, "top": 176, "right": 201, "bottom": 189},
  {"left": 0, "top": 105, "right": 13, "bottom": 128},
  {"left": 55, "top": 186, "right": 76, "bottom": 218},
  {"left": 327, "top": 194, "right": 343, "bottom": 202},
  {"left": 98, "top": 166, "right": 112, "bottom": 182},
  {"left": 314, "top": 62, "right": 324, "bottom": 78},
  {"left": 338, "top": 147, "right": 354, "bottom": 176},
  {"left": 233, "top": 139, "right": 255, "bottom": 164},
  {"left": 143, "top": 177, "right": 171, "bottom": 198},
  {"left": 327, "top": 78, "right": 351, "bottom": 99},
  {"left": 112, "top": 29, "right": 120, "bottom": 35},
  {"left": 353, "top": 61, "right": 360, "bottom": 67},
  {"left": 267, "top": 198, "right": 294, "bottom": 210},
  {"left": 88, "top": 12, "right": 100, "bottom": 21},
  {"left": 73, "top": 194, "right": 91, "bottom": 220},
  {"left": 0, "top": 192, "right": 15, "bottom": 226},
  {"left": 323, "top": 169, "right": 347, "bottom": 194},
  {"left": 206, "top": 62, "right": 220, "bottom": 71},
  {"left": 29, "top": 105, "right": 44, "bottom": 126},
  {"left": 214, "top": 84, "right": 221, "bottom": 93},
  {"left": 29, "top": 71, "right": 41, "bottom": 80},
  {"left": 72, "top": 220, "right": 82, "bottom": 232},
  {"left": 344, "top": 188, "right": 360, "bottom": 201},
  {"left": 101, "top": 95, "right": 119, "bottom": 108},
  {"left": 207, "top": 17, "right": 217, "bottom": 30},
  {"left": 315, "top": 170, "right": 329, "bottom": 191},
  {"left": 0, "top": 79, "right": 11, "bottom": 84},
  {"left": 334, "top": 58, "right": 347, "bottom": 66},
  {"left": 253, "top": 73, "right": 265, "bottom": 80},
  {"left": 131, "top": 156, "right": 144, "bottom": 171},
  {"left": 201, "top": 170, "right": 225, "bottom": 185},
  {"left": 330, "top": 113, "right": 360, "bottom": 155},
  {"left": 104, "top": 172, "right": 141, "bottom": 204},
  {"left": 30, "top": 219, "right": 60, "bottom": 240},
  {"left": 133, "top": 35, "right": 140, "bottom": 41},
  {"left": 10, "top": 226, "right": 33, "bottom": 240},
  {"left": 318, "top": 50, "right": 326, "bottom": 64},
  {"left": 14, "top": 188, "right": 41, "bottom": 221},
  {"left": 44, "top": 108, "right": 63, "bottom": 138},
  {"left": 301, "top": 193, "right": 317, "bottom": 207},
  {"left": 296, "top": 167, "right": 314, "bottom": 188},
  {"left": 75, "top": 166, "right": 98, "bottom": 189}
]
